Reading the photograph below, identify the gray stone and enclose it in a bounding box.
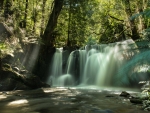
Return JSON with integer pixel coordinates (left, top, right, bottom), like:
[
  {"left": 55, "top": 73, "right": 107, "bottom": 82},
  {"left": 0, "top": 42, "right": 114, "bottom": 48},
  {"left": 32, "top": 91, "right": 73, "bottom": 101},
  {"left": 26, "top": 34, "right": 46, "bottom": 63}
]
[{"left": 0, "top": 22, "right": 13, "bottom": 41}]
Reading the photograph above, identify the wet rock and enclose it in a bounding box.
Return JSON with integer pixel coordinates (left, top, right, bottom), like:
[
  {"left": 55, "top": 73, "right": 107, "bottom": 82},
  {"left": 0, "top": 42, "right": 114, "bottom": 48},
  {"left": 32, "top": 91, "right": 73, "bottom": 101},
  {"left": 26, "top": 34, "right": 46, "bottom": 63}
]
[
  {"left": 143, "top": 100, "right": 150, "bottom": 107},
  {"left": 19, "top": 69, "right": 28, "bottom": 74},
  {"left": 130, "top": 98, "right": 143, "bottom": 104},
  {"left": 92, "top": 109, "right": 114, "bottom": 113},
  {"left": 0, "top": 64, "right": 50, "bottom": 91},
  {"left": 120, "top": 91, "right": 130, "bottom": 97},
  {"left": 143, "top": 100, "right": 150, "bottom": 111},
  {"left": 0, "top": 78, "right": 30, "bottom": 91},
  {"left": 141, "top": 81, "right": 150, "bottom": 90},
  {"left": 25, "top": 75, "right": 50, "bottom": 89},
  {"left": 12, "top": 67, "right": 20, "bottom": 72},
  {"left": 140, "top": 90, "right": 150, "bottom": 100},
  {"left": 2, "top": 91, "right": 7, "bottom": 95},
  {"left": 144, "top": 106, "right": 150, "bottom": 111},
  {"left": 129, "top": 89, "right": 150, "bottom": 111},
  {"left": 129, "top": 90, "right": 149, "bottom": 104},
  {"left": 105, "top": 95, "right": 115, "bottom": 98}
]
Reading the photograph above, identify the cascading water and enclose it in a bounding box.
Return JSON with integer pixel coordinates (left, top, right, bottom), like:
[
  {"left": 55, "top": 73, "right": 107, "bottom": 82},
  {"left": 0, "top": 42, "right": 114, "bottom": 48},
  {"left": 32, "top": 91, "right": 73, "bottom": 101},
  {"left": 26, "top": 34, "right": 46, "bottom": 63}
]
[
  {"left": 47, "top": 39, "right": 150, "bottom": 88},
  {"left": 79, "top": 39, "right": 137, "bottom": 87},
  {"left": 58, "top": 51, "right": 77, "bottom": 86},
  {"left": 47, "top": 48, "right": 63, "bottom": 86},
  {"left": 47, "top": 48, "right": 75, "bottom": 86}
]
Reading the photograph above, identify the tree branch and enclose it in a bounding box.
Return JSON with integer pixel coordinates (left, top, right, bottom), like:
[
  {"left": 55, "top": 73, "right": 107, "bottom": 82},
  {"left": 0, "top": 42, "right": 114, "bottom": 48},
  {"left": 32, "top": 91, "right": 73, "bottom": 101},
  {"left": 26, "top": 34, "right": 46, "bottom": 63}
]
[{"left": 108, "top": 14, "right": 124, "bottom": 22}]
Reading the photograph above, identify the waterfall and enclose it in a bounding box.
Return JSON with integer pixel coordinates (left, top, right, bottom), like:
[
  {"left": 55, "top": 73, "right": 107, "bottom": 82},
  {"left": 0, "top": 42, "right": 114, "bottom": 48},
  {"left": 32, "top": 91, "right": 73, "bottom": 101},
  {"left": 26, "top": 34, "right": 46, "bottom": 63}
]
[
  {"left": 79, "top": 50, "right": 86, "bottom": 82},
  {"left": 47, "top": 39, "right": 150, "bottom": 88},
  {"left": 80, "top": 39, "right": 137, "bottom": 87},
  {"left": 47, "top": 49, "right": 76, "bottom": 86},
  {"left": 47, "top": 48, "right": 63, "bottom": 86}
]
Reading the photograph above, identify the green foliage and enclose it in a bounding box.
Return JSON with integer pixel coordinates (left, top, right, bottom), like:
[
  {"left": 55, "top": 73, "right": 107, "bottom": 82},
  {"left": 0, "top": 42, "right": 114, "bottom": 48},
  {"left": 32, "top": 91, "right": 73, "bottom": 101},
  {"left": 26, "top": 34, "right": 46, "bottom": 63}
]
[
  {"left": 131, "top": 8, "right": 150, "bottom": 40},
  {"left": 0, "top": 42, "right": 14, "bottom": 58},
  {"left": 7, "top": 0, "right": 53, "bottom": 36},
  {"left": 142, "top": 28, "right": 150, "bottom": 40},
  {"left": 86, "top": 36, "right": 97, "bottom": 46},
  {"left": 1, "top": 0, "right": 149, "bottom": 47},
  {"left": 55, "top": 0, "right": 103, "bottom": 47},
  {"left": 130, "top": 8, "right": 150, "bottom": 20}
]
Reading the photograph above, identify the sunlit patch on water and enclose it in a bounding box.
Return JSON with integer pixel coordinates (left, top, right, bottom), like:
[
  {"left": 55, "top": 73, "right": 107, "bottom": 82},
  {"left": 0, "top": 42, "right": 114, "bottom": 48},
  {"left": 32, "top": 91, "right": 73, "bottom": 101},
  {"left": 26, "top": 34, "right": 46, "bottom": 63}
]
[
  {"left": 7, "top": 99, "right": 28, "bottom": 106},
  {"left": 0, "top": 95, "right": 7, "bottom": 99},
  {"left": 43, "top": 87, "right": 68, "bottom": 93}
]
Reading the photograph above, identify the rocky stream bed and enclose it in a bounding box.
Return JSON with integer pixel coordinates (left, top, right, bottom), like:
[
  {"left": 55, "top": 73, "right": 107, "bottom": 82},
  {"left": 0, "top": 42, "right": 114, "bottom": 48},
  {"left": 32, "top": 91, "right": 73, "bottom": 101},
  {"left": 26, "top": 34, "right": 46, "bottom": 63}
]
[{"left": 0, "top": 87, "right": 149, "bottom": 113}]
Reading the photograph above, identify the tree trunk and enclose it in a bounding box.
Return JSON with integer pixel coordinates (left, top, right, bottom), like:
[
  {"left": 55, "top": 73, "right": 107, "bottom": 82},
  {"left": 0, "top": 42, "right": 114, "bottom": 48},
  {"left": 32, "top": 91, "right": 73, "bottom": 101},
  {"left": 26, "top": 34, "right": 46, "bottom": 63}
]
[
  {"left": 67, "top": 0, "right": 72, "bottom": 47},
  {"left": 123, "top": 0, "right": 140, "bottom": 40},
  {"left": 33, "top": 0, "right": 64, "bottom": 80},
  {"left": 136, "top": 0, "right": 148, "bottom": 30},
  {"left": 24, "top": 0, "right": 28, "bottom": 29},
  {"left": 0, "top": 0, "right": 4, "bottom": 10},
  {"left": 4, "top": 0, "right": 12, "bottom": 20},
  {"left": 42, "top": 0, "right": 64, "bottom": 46},
  {"left": 40, "top": 0, "right": 47, "bottom": 36},
  {"left": 32, "top": 0, "right": 39, "bottom": 33}
]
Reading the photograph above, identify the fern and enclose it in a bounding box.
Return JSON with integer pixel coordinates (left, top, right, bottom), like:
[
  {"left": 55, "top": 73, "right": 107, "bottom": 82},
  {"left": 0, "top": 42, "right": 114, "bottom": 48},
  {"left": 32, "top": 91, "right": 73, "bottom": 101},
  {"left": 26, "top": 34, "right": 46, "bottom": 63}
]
[
  {"left": 130, "top": 8, "right": 150, "bottom": 40},
  {"left": 130, "top": 8, "right": 150, "bottom": 20}
]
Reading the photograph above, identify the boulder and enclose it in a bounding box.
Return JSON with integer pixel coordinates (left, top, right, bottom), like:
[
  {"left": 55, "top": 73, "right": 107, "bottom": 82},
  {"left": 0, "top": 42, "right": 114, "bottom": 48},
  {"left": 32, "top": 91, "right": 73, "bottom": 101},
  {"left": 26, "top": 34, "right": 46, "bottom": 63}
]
[
  {"left": 0, "top": 64, "right": 50, "bottom": 91},
  {"left": 120, "top": 91, "right": 130, "bottom": 97}
]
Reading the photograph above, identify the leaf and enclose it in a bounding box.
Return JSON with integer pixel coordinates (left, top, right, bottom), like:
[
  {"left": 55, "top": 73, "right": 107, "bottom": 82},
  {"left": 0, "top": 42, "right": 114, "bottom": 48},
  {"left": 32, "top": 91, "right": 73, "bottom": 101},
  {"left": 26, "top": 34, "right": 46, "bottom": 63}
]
[
  {"left": 143, "top": 9, "right": 150, "bottom": 18},
  {"left": 130, "top": 8, "right": 150, "bottom": 20},
  {"left": 130, "top": 12, "right": 144, "bottom": 20},
  {"left": 145, "top": 28, "right": 150, "bottom": 32}
]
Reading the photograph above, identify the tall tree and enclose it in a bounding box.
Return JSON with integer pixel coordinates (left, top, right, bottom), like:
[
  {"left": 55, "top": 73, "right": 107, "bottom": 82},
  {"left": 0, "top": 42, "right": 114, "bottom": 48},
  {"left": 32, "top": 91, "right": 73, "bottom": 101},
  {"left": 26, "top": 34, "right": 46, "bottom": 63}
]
[
  {"left": 122, "top": 0, "right": 140, "bottom": 40},
  {"left": 40, "top": 0, "right": 47, "bottom": 36},
  {"left": 24, "top": 0, "right": 29, "bottom": 29},
  {"left": 33, "top": 0, "right": 64, "bottom": 80},
  {"left": 42, "top": 0, "right": 64, "bottom": 46},
  {"left": 67, "top": 0, "right": 72, "bottom": 46}
]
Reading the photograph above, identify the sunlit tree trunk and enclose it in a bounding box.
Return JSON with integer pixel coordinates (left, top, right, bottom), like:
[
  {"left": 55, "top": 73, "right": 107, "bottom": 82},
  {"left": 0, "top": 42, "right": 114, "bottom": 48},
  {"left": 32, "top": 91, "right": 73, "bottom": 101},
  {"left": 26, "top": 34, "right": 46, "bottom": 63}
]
[
  {"left": 32, "top": 0, "right": 38, "bottom": 33},
  {"left": 40, "top": 0, "right": 47, "bottom": 36},
  {"left": 123, "top": 0, "right": 140, "bottom": 40},
  {"left": 136, "top": 0, "right": 148, "bottom": 30},
  {"left": 24, "top": 0, "right": 29, "bottom": 29}
]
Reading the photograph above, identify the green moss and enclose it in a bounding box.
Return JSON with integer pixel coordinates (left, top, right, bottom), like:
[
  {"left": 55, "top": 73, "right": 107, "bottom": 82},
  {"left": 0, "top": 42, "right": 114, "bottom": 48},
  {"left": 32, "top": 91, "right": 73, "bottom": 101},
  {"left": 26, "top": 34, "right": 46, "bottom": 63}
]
[{"left": 0, "top": 42, "right": 14, "bottom": 58}]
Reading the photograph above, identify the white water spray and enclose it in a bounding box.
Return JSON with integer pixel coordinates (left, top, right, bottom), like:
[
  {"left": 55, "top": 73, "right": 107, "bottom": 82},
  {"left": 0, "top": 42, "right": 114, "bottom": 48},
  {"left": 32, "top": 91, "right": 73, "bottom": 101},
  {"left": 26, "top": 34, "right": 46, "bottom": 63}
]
[
  {"left": 47, "top": 48, "right": 75, "bottom": 86},
  {"left": 47, "top": 39, "right": 150, "bottom": 87},
  {"left": 47, "top": 48, "right": 63, "bottom": 86},
  {"left": 80, "top": 39, "right": 137, "bottom": 86}
]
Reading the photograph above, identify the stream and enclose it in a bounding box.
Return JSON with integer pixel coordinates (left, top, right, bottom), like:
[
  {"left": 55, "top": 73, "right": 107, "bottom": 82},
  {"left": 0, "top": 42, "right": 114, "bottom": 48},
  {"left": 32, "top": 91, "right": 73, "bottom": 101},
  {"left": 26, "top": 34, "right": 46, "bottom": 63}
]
[{"left": 0, "top": 87, "right": 147, "bottom": 113}]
